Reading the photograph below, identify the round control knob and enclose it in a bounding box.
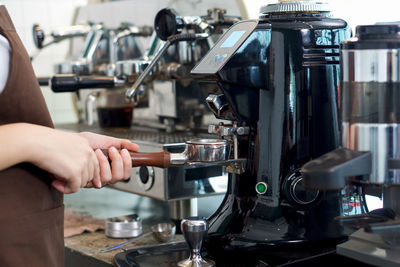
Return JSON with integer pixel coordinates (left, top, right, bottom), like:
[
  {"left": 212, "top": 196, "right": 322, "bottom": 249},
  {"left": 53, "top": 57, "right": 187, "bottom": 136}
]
[
  {"left": 178, "top": 217, "right": 215, "bottom": 267},
  {"left": 282, "top": 169, "right": 321, "bottom": 210},
  {"left": 154, "top": 8, "right": 184, "bottom": 41},
  {"left": 136, "top": 166, "right": 154, "bottom": 191},
  {"left": 139, "top": 166, "right": 149, "bottom": 184}
]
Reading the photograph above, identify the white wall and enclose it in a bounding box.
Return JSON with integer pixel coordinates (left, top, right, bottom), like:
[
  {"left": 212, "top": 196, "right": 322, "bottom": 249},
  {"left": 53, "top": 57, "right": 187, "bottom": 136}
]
[
  {"left": 244, "top": 0, "right": 400, "bottom": 30},
  {"left": 2, "top": 0, "right": 87, "bottom": 124}
]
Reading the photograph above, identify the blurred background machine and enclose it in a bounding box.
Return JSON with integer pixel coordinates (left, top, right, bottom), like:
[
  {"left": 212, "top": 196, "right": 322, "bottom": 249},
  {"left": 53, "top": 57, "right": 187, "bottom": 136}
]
[
  {"left": 33, "top": 22, "right": 152, "bottom": 75},
  {"left": 47, "top": 7, "right": 241, "bottom": 132},
  {"left": 35, "top": 1, "right": 243, "bottom": 131},
  {"left": 123, "top": 8, "right": 240, "bottom": 132},
  {"left": 34, "top": 21, "right": 153, "bottom": 127}
]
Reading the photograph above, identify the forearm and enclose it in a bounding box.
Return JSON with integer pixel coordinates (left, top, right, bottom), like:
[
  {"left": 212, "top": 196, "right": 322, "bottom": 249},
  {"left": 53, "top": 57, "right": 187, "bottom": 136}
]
[
  {"left": 0, "top": 123, "right": 137, "bottom": 193},
  {"left": 0, "top": 123, "right": 38, "bottom": 170}
]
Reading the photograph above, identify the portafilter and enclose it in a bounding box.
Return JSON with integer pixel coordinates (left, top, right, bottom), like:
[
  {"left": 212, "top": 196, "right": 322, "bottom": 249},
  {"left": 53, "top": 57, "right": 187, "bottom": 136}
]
[{"left": 103, "top": 139, "right": 230, "bottom": 168}]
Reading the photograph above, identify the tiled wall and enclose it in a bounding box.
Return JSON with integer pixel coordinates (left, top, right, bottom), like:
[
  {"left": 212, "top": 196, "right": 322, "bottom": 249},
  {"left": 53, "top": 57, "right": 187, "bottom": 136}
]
[{"left": 2, "top": 0, "right": 88, "bottom": 124}]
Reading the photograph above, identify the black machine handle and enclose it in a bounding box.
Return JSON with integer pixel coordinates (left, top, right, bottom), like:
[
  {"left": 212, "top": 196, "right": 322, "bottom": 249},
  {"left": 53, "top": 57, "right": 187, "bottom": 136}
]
[
  {"left": 301, "top": 148, "right": 372, "bottom": 190},
  {"left": 154, "top": 8, "right": 184, "bottom": 41},
  {"left": 50, "top": 74, "right": 115, "bottom": 93},
  {"left": 37, "top": 77, "right": 50, "bottom": 86}
]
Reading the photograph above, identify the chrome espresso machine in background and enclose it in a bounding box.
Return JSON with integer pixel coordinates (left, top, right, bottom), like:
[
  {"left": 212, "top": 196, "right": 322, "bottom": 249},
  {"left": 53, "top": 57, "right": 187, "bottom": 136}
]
[
  {"left": 49, "top": 8, "right": 241, "bottom": 131},
  {"left": 33, "top": 21, "right": 153, "bottom": 127},
  {"left": 125, "top": 8, "right": 241, "bottom": 132},
  {"left": 33, "top": 22, "right": 150, "bottom": 76}
]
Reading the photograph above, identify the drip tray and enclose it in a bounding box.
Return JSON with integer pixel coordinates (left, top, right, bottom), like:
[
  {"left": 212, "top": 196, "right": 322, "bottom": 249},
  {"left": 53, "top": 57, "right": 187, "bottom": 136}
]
[
  {"left": 114, "top": 242, "right": 189, "bottom": 267},
  {"left": 114, "top": 242, "right": 256, "bottom": 267},
  {"left": 114, "top": 241, "right": 371, "bottom": 267}
]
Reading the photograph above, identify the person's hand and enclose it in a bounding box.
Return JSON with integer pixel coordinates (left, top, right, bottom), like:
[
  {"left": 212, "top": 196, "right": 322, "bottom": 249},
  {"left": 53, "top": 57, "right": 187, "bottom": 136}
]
[
  {"left": 0, "top": 124, "right": 139, "bottom": 194},
  {"left": 24, "top": 125, "right": 103, "bottom": 194},
  {"left": 78, "top": 131, "right": 139, "bottom": 187}
]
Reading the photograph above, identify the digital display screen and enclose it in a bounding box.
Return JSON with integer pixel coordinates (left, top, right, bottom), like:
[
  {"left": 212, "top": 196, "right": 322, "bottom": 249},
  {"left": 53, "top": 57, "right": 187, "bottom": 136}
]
[{"left": 220, "top": 30, "right": 246, "bottom": 48}]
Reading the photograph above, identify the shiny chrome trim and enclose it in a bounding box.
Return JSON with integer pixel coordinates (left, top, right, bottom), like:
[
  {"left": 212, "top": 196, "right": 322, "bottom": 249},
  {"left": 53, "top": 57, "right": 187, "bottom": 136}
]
[
  {"left": 186, "top": 138, "right": 227, "bottom": 146},
  {"left": 341, "top": 49, "right": 400, "bottom": 82},
  {"left": 342, "top": 122, "right": 400, "bottom": 184},
  {"left": 260, "top": 2, "right": 331, "bottom": 14},
  {"left": 185, "top": 139, "right": 229, "bottom": 163},
  {"left": 170, "top": 152, "right": 187, "bottom": 165}
]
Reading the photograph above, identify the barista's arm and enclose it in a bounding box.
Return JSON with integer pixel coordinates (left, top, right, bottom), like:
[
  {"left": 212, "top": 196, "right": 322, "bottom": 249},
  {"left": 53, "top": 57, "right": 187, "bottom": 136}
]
[{"left": 0, "top": 123, "right": 139, "bottom": 193}]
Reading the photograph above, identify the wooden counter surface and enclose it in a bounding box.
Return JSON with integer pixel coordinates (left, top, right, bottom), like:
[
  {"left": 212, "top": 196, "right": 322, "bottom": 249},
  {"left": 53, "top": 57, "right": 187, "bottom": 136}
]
[
  {"left": 65, "top": 230, "right": 184, "bottom": 267},
  {"left": 63, "top": 188, "right": 178, "bottom": 267}
]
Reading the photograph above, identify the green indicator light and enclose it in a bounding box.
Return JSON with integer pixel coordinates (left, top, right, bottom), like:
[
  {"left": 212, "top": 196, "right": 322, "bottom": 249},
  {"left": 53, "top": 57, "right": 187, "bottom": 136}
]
[{"left": 256, "top": 182, "right": 268, "bottom": 194}]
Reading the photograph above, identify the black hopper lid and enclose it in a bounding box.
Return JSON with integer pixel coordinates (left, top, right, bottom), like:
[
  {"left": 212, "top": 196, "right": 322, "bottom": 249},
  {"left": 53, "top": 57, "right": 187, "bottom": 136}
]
[{"left": 342, "top": 23, "right": 400, "bottom": 49}]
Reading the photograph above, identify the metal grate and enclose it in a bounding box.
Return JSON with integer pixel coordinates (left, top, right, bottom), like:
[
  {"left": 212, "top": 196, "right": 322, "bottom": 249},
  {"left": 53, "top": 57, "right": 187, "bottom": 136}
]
[
  {"left": 122, "top": 129, "right": 211, "bottom": 144},
  {"left": 57, "top": 123, "right": 213, "bottom": 144}
]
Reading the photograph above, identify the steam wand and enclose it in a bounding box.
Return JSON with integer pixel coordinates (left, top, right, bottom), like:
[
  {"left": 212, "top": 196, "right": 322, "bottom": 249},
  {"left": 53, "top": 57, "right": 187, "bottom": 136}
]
[{"left": 125, "top": 32, "right": 209, "bottom": 102}]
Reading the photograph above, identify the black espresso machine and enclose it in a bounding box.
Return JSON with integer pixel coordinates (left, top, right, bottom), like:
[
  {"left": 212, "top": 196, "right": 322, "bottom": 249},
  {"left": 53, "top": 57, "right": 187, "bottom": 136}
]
[
  {"left": 190, "top": 0, "right": 352, "bottom": 264},
  {"left": 114, "top": 1, "right": 357, "bottom": 266}
]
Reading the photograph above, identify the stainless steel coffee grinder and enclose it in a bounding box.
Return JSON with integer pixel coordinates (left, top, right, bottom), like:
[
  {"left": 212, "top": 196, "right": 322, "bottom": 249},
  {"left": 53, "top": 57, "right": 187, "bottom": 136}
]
[
  {"left": 302, "top": 24, "right": 400, "bottom": 266},
  {"left": 190, "top": 0, "right": 351, "bottom": 264}
]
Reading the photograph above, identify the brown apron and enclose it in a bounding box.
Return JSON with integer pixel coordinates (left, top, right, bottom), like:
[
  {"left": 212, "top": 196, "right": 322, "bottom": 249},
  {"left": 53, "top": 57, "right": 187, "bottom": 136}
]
[{"left": 0, "top": 6, "right": 64, "bottom": 267}]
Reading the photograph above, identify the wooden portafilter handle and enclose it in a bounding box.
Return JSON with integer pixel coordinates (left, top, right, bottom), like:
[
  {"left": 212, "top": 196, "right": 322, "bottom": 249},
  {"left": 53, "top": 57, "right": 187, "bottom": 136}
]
[{"left": 100, "top": 149, "right": 171, "bottom": 168}]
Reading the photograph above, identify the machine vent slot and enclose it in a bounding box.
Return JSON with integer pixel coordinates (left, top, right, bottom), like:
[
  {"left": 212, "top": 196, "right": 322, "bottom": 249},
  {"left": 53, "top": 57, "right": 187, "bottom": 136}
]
[{"left": 302, "top": 46, "right": 340, "bottom": 66}]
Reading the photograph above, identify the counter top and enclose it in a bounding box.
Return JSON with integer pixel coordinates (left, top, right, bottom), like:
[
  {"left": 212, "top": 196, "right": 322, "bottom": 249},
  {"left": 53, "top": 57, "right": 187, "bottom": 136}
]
[
  {"left": 65, "top": 229, "right": 184, "bottom": 267},
  {"left": 63, "top": 178, "right": 221, "bottom": 267},
  {"left": 59, "top": 122, "right": 223, "bottom": 266},
  {"left": 64, "top": 188, "right": 173, "bottom": 267}
]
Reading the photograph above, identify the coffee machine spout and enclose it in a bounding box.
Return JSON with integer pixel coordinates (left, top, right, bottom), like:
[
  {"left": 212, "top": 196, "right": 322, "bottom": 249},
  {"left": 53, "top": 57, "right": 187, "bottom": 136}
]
[{"left": 302, "top": 148, "right": 372, "bottom": 190}]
